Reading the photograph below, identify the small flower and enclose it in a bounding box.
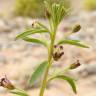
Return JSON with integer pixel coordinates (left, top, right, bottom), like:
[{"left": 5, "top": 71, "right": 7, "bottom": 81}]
[
  {"left": 52, "top": 45, "right": 64, "bottom": 61},
  {"left": 72, "top": 24, "right": 81, "bottom": 33},
  {"left": 0, "top": 76, "right": 15, "bottom": 90},
  {"left": 58, "top": 52, "right": 64, "bottom": 58},
  {"left": 53, "top": 52, "right": 59, "bottom": 61},
  {"left": 70, "top": 60, "right": 81, "bottom": 69}
]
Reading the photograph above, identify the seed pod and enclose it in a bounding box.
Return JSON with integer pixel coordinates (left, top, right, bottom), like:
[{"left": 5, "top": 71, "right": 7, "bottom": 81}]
[
  {"left": 0, "top": 76, "right": 15, "bottom": 90},
  {"left": 70, "top": 60, "right": 81, "bottom": 69},
  {"left": 72, "top": 24, "right": 81, "bottom": 33}
]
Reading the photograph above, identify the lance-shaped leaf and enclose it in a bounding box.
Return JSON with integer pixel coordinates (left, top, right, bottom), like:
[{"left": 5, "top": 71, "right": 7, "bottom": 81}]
[
  {"left": 44, "top": 0, "right": 52, "bottom": 14},
  {"left": 15, "top": 28, "right": 49, "bottom": 40},
  {"left": 37, "top": 22, "right": 49, "bottom": 32},
  {"left": 10, "top": 89, "right": 29, "bottom": 96},
  {"left": 23, "top": 37, "right": 47, "bottom": 47},
  {"left": 51, "top": 3, "right": 67, "bottom": 28},
  {"left": 48, "top": 75, "right": 77, "bottom": 94},
  {"left": 44, "top": 0, "right": 68, "bottom": 29},
  {"left": 58, "top": 39, "right": 89, "bottom": 48},
  {"left": 29, "top": 61, "right": 48, "bottom": 86}
]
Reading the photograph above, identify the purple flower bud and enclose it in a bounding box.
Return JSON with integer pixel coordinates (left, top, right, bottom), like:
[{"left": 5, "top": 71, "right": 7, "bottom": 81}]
[{"left": 54, "top": 45, "right": 58, "bottom": 48}]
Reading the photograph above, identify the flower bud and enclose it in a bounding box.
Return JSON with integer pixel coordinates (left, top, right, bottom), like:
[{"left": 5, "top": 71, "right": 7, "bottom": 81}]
[
  {"left": 54, "top": 45, "right": 58, "bottom": 48},
  {"left": 58, "top": 52, "right": 64, "bottom": 58},
  {"left": 72, "top": 24, "right": 81, "bottom": 33},
  {"left": 52, "top": 52, "right": 58, "bottom": 61},
  {"left": 70, "top": 60, "right": 81, "bottom": 69},
  {"left": 45, "top": 10, "right": 51, "bottom": 19},
  {"left": 0, "top": 76, "right": 15, "bottom": 90},
  {"left": 59, "top": 45, "right": 63, "bottom": 50}
]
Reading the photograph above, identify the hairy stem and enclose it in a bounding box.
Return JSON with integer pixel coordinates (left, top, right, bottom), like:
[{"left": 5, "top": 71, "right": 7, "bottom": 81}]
[{"left": 39, "top": 32, "right": 55, "bottom": 96}]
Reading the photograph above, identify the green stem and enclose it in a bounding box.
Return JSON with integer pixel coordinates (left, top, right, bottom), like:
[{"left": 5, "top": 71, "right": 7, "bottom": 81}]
[
  {"left": 48, "top": 66, "right": 70, "bottom": 82},
  {"left": 39, "top": 32, "right": 56, "bottom": 96}
]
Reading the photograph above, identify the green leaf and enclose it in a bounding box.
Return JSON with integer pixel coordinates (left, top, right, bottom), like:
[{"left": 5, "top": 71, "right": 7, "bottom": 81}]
[
  {"left": 23, "top": 37, "right": 47, "bottom": 47},
  {"left": 58, "top": 39, "right": 89, "bottom": 48},
  {"left": 10, "top": 89, "right": 29, "bottom": 96},
  {"left": 44, "top": 0, "right": 67, "bottom": 29},
  {"left": 44, "top": 0, "right": 52, "bottom": 16},
  {"left": 51, "top": 3, "right": 66, "bottom": 28},
  {"left": 37, "top": 22, "right": 49, "bottom": 32},
  {"left": 70, "top": 39, "right": 80, "bottom": 42},
  {"left": 29, "top": 61, "right": 48, "bottom": 86},
  {"left": 15, "top": 28, "right": 48, "bottom": 40},
  {"left": 48, "top": 75, "right": 77, "bottom": 94}
]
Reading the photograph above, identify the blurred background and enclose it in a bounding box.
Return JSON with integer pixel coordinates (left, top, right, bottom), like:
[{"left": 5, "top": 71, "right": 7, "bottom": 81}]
[{"left": 0, "top": 0, "right": 96, "bottom": 96}]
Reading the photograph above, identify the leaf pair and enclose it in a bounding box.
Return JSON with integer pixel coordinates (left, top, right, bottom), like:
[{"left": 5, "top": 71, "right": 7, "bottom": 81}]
[
  {"left": 15, "top": 22, "right": 49, "bottom": 47},
  {"left": 16, "top": 22, "right": 49, "bottom": 39},
  {"left": 28, "top": 60, "right": 77, "bottom": 94}
]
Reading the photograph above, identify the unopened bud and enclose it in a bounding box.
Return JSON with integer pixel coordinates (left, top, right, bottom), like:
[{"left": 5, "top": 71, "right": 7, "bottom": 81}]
[
  {"left": 53, "top": 45, "right": 64, "bottom": 61},
  {"left": 45, "top": 10, "right": 51, "bottom": 19},
  {"left": 59, "top": 45, "right": 63, "bottom": 50},
  {"left": 54, "top": 45, "right": 58, "bottom": 48},
  {"left": 70, "top": 60, "right": 81, "bottom": 69},
  {"left": 53, "top": 52, "right": 64, "bottom": 61},
  {"left": 72, "top": 24, "right": 81, "bottom": 33},
  {"left": 0, "top": 76, "right": 15, "bottom": 90},
  {"left": 53, "top": 52, "right": 58, "bottom": 61},
  {"left": 58, "top": 52, "right": 64, "bottom": 58}
]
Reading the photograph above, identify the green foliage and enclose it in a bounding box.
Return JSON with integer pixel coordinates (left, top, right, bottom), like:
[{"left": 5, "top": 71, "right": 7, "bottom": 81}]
[
  {"left": 14, "top": 0, "right": 70, "bottom": 17},
  {"left": 10, "top": 89, "right": 29, "bottom": 96},
  {"left": 84, "top": 0, "right": 96, "bottom": 11},
  {"left": 29, "top": 61, "right": 48, "bottom": 86},
  {"left": 15, "top": 27, "right": 49, "bottom": 40},
  {"left": 23, "top": 37, "right": 47, "bottom": 47},
  {"left": 58, "top": 39, "right": 89, "bottom": 48},
  {"left": 48, "top": 75, "right": 77, "bottom": 94}
]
